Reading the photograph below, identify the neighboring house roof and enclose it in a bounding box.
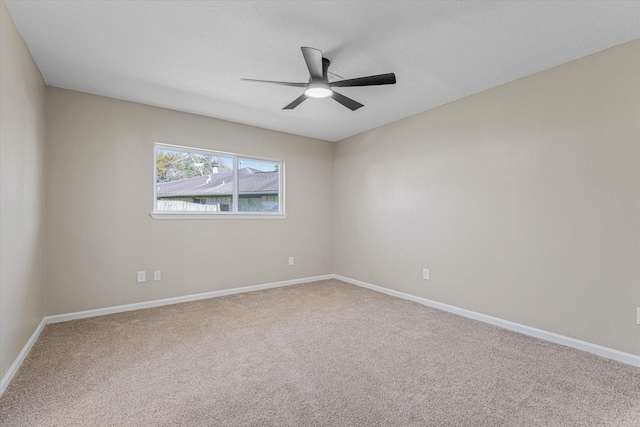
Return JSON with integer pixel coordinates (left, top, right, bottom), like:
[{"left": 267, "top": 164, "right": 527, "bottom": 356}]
[{"left": 157, "top": 168, "right": 278, "bottom": 197}]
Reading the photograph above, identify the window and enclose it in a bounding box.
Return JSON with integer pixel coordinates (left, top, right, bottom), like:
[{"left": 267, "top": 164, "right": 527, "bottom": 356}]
[{"left": 153, "top": 143, "right": 284, "bottom": 218}]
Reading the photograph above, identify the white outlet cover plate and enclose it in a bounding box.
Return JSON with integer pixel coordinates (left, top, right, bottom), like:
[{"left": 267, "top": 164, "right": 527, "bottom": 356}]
[{"left": 137, "top": 271, "right": 146, "bottom": 283}]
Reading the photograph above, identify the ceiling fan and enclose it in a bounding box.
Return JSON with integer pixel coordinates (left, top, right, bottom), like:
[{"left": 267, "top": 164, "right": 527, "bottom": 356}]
[{"left": 241, "top": 47, "right": 396, "bottom": 111}]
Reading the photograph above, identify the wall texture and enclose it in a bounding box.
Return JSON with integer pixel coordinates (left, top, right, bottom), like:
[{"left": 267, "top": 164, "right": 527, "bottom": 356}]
[
  {"left": 0, "top": 0, "right": 47, "bottom": 379},
  {"left": 2, "top": 1, "right": 638, "bottom": 377},
  {"left": 45, "top": 88, "right": 333, "bottom": 315},
  {"left": 334, "top": 39, "right": 640, "bottom": 356}
]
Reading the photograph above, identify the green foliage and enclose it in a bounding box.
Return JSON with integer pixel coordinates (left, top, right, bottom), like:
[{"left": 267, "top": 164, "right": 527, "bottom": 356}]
[{"left": 156, "top": 151, "right": 230, "bottom": 183}]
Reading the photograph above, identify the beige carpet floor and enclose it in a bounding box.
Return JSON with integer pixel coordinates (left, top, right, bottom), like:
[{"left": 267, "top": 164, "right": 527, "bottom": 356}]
[{"left": 1, "top": 279, "right": 639, "bottom": 426}]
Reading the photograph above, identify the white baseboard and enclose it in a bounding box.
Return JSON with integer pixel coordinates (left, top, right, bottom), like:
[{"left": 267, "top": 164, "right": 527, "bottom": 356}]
[
  {"left": 3, "top": 273, "right": 638, "bottom": 399},
  {"left": 45, "top": 274, "right": 334, "bottom": 324},
  {"left": 0, "top": 318, "right": 47, "bottom": 397},
  {"left": 334, "top": 274, "right": 640, "bottom": 368},
  {"left": 0, "top": 274, "right": 333, "bottom": 397}
]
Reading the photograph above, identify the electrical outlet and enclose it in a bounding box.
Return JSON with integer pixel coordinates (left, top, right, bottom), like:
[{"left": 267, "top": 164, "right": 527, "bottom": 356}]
[
  {"left": 137, "top": 271, "right": 146, "bottom": 283},
  {"left": 423, "top": 269, "right": 429, "bottom": 280},
  {"left": 289, "top": 257, "right": 294, "bottom": 266},
  {"left": 154, "top": 270, "right": 161, "bottom": 281},
  {"left": 637, "top": 308, "right": 640, "bottom": 325}
]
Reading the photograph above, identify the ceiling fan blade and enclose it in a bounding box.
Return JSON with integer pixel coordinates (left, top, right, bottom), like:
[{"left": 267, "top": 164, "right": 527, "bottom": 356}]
[
  {"left": 283, "top": 94, "right": 308, "bottom": 110},
  {"left": 241, "top": 78, "right": 306, "bottom": 87},
  {"left": 301, "top": 47, "right": 323, "bottom": 81},
  {"left": 331, "top": 91, "right": 364, "bottom": 111},
  {"left": 330, "top": 73, "right": 396, "bottom": 88}
]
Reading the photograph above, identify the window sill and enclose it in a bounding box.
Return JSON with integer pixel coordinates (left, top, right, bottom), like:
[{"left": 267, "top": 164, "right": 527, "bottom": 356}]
[{"left": 150, "top": 212, "right": 287, "bottom": 220}]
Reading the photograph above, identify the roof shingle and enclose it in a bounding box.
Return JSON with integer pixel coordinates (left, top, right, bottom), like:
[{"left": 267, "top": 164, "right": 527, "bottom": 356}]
[{"left": 157, "top": 168, "right": 278, "bottom": 197}]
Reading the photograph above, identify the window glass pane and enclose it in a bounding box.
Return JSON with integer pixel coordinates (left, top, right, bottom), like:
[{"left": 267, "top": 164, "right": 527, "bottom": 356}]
[
  {"left": 156, "top": 147, "right": 234, "bottom": 212},
  {"left": 237, "top": 158, "right": 280, "bottom": 212}
]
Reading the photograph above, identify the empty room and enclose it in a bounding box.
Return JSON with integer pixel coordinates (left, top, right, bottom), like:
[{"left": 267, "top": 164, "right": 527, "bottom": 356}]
[{"left": 1, "top": 1, "right": 639, "bottom": 426}]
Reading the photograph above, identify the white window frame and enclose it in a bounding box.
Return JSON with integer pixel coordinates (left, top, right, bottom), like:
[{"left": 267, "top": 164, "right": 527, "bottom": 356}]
[{"left": 150, "top": 143, "right": 286, "bottom": 220}]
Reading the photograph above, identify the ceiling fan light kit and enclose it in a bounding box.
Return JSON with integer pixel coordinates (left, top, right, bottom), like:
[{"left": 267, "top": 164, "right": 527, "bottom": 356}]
[
  {"left": 304, "top": 82, "right": 332, "bottom": 99},
  {"left": 242, "top": 47, "right": 396, "bottom": 111}
]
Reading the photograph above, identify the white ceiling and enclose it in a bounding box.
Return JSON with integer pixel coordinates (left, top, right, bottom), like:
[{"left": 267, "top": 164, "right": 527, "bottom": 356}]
[{"left": 5, "top": 1, "right": 640, "bottom": 142}]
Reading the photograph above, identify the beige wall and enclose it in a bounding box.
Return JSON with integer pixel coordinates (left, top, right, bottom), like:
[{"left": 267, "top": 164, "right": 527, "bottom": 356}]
[
  {"left": 45, "top": 88, "right": 333, "bottom": 315},
  {"left": 1, "top": 0, "right": 637, "bottom": 375},
  {"left": 334, "top": 39, "right": 640, "bottom": 356},
  {"left": 0, "top": 1, "right": 47, "bottom": 378}
]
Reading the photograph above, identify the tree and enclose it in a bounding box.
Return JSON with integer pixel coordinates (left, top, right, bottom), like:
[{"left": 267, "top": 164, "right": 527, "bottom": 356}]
[{"left": 156, "top": 151, "right": 230, "bottom": 183}]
